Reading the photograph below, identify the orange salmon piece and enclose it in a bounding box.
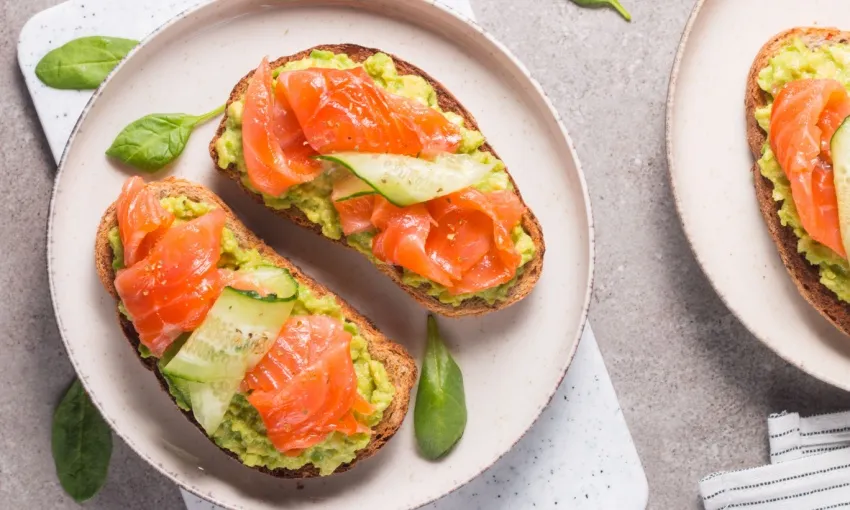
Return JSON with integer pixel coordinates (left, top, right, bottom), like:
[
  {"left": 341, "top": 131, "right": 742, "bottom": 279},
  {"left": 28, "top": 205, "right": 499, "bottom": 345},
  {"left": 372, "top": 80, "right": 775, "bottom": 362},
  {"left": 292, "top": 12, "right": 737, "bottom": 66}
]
[
  {"left": 115, "top": 176, "right": 174, "bottom": 267},
  {"left": 370, "top": 197, "right": 456, "bottom": 287},
  {"left": 242, "top": 58, "right": 323, "bottom": 196},
  {"left": 427, "top": 189, "right": 524, "bottom": 294},
  {"left": 332, "top": 193, "right": 376, "bottom": 236},
  {"left": 770, "top": 79, "right": 850, "bottom": 257},
  {"left": 276, "top": 67, "right": 461, "bottom": 157},
  {"left": 244, "top": 315, "right": 371, "bottom": 452},
  {"left": 114, "top": 209, "right": 226, "bottom": 357}
]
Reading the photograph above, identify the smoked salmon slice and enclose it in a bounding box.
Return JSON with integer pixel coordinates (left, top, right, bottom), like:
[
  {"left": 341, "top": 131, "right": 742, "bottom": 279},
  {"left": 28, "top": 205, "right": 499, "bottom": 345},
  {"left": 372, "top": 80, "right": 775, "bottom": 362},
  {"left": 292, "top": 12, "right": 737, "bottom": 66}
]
[
  {"left": 331, "top": 192, "right": 376, "bottom": 236},
  {"left": 335, "top": 183, "right": 526, "bottom": 294},
  {"left": 272, "top": 77, "right": 324, "bottom": 179},
  {"left": 244, "top": 315, "right": 371, "bottom": 452},
  {"left": 276, "top": 67, "right": 461, "bottom": 157},
  {"left": 115, "top": 176, "right": 174, "bottom": 267},
  {"left": 243, "top": 61, "right": 462, "bottom": 197},
  {"left": 371, "top": 197, "right": 457, "bottom": 287},
  {"left": 114, "top": 209, "right": 226, "bottom": 357},
  {"left": 770, "top": 78, "right": 850, "bottom": 257},
  {"left": 451, "top": 247, "right": 517, "bottom": 295},
  {"left": 427, "top": 189, "right": 524, "bottom": 293},
  {"left": 427, "top": 189, "right": 523, "bottom": 270},
  {"left": 242, "top": 58, "right": 323, "bottom": 197}
]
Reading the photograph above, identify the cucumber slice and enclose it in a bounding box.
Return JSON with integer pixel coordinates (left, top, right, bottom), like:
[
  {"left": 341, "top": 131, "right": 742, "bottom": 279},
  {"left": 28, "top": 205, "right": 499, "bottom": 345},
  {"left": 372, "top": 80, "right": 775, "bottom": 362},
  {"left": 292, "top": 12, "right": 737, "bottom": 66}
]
[
  {"left": 161, "top": 286, "right": 294, "bottom": 435},
  {"left": 333, "top": 172, "right": 376, "bottom": 202},
  {"left": 168, "top": 377, "right": 241, "bottom": 435},
  {"left": 318, "top": 152, "right": 495, "bottom": 207},
  {"left": 237, "top": 265, "right": 298, "bottom": 301},
  {"left": 831, "top": 117, "right": 850, "bottom": 257},
  {"left": 163, "top": 287, "right": 293, "bottom": 382}
]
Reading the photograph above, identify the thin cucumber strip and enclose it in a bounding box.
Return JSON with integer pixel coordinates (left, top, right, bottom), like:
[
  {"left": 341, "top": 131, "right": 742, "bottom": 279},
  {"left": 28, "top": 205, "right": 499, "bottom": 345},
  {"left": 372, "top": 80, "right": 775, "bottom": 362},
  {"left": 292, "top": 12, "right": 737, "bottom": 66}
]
[
  {"left": 230, "top": 266, "right": 298, "bottom": 301},
  {"left": 318, "top": 152, "right": 495, "bottom": 207},
  {"left": 161, "top": 285, "right": 295, "bottom": 435},
  {"left": 168, "top": 377, "right": 241, "bottom": 435},
  {"left": 162, "top": 288, "right": 293, "bottom": 382},
  {"left": 333, "top": 172, "right": 377, "bottom": 202},
  {"left": 831, "top": 117, "right": 850, "bottom": 258}
]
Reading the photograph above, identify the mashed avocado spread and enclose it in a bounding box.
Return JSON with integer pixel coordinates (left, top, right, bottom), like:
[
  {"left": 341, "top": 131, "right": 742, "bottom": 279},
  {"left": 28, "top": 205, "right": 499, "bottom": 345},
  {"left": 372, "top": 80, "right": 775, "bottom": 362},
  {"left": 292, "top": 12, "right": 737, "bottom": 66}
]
[
  {"left": 756, "top": 38, "right": 850, "bottom": 303},
  {"left": 214, "top": 50, "right": 535, "bottom": 305},
  {"left": 109, "top": 196, "right": 394, "bottom": 475}
]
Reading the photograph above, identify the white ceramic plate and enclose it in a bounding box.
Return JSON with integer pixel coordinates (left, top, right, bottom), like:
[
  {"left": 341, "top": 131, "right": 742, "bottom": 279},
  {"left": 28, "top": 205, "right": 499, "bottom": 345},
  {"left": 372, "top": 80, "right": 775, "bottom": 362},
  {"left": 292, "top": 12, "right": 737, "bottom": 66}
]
[
  {"left": 47, "top": 1, "right": 593, "bottom": 509},
  {"left": 668, "top": 0, "right": 850, "bottom": 390}
]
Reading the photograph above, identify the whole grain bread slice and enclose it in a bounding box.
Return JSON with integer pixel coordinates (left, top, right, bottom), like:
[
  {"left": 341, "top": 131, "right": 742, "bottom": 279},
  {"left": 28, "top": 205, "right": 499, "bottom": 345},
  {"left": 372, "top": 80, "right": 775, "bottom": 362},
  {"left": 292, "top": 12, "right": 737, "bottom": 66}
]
[
  {"left": 95, "top": 177, "right": 416, "bottom": 478},
  {"left": 746, "top": 27, "right": 850, "bottom": 336},
  {"left": 209, "top": 44, "right": 545, "bottom": 317}
]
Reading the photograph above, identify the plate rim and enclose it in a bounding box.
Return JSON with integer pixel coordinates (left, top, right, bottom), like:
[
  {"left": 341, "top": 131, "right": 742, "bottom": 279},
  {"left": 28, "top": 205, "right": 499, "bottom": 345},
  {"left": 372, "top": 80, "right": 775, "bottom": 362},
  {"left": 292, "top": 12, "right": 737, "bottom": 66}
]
[
  {"left": 665, "top": 0, "right": 850, "bottom": 391},
  {"left": 45, "top": 0, "right": 596, "bottom": 508}
]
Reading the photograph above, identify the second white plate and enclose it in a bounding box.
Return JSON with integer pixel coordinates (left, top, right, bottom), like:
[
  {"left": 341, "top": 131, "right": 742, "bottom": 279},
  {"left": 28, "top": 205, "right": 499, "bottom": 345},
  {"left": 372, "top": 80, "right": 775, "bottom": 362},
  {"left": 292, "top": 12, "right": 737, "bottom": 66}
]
[{"left": 668, "top": 0, "right": 850, "bottom": 390}]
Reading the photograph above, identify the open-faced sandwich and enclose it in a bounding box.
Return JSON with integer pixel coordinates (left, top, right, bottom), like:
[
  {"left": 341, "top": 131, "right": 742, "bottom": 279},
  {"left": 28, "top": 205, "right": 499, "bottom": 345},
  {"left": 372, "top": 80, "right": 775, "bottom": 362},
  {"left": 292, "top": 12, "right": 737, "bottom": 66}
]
[
  {"left": 210, "top": 44, "right": 544, "bottom": 317},
  {"left": 95, "top": 176, "right": 416, "bottom": 477},
  {"left": 747, "top": 28, "right": 850, "bottom": 336}
]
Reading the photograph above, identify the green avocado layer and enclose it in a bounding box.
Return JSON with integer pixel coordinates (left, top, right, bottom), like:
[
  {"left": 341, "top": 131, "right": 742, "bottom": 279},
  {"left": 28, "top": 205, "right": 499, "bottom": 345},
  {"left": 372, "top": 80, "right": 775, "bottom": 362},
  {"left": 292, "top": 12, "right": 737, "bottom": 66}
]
[
  {"left": 110, "top": 196, "right": 394, "bottom": 475},
  {"left": 214, "top": 50, "right": 535, "bottom": 306},
  {"left": 755, "top": 38, "right": 850, "bottom": 303}
]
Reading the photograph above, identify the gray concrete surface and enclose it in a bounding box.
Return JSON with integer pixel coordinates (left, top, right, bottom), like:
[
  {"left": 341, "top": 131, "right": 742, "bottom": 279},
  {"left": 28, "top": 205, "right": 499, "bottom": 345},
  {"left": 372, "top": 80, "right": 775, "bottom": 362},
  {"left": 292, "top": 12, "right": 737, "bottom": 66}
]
[{"left": 5, "top": 0, "right": 850, "bottom": 508}]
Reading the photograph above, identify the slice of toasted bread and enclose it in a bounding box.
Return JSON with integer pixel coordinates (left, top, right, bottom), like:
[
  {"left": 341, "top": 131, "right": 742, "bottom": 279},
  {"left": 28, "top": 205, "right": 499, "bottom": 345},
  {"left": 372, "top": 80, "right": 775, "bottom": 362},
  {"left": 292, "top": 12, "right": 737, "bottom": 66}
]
[
  {"left": 94, "top": 177, "right": 416, "bottom": 478},
  {"left": 746, "top": 28, "right": 850, "bottom": 336},
  {"left": 209, "top": 44, "right": 544, "bottom": 317}
]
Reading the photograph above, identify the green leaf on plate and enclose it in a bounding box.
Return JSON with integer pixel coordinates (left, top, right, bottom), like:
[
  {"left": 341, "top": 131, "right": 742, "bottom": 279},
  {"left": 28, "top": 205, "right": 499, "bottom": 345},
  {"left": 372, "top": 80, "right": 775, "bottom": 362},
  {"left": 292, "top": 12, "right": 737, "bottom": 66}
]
[
  {"left": 569, "top": 0, "right": 631, "bottom": 21},
  {"left": 105, "top": 104, "right": 225, "bottom": 172},
  {"left": 35, "top": 36, "right": 139, "bottom": 90},
  {"left": 414, "top": 315, "right": 467, "bottom": 460},
  {"left": 52, "top": 379, "right": 113, "bottom": 502}
]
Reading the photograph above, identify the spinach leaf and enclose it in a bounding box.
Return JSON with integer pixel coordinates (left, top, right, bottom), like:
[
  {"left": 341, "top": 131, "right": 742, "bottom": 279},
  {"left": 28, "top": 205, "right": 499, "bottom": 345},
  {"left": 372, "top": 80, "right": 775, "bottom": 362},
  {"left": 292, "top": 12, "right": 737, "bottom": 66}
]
[
  {"left": 105, "top": 104, "right": 225, "bottom": 172},
  {"left": 35, "top": 36, "right": 138, "bottom": 90},
  {"left": 414, "top": 315, "right": 467, "bottom": 460},
  {"left": 52, "top": 379, "right": 113, "bottom": 502},
  {"left": 570, "top": 0, "right": 631, "bottom": 21}
]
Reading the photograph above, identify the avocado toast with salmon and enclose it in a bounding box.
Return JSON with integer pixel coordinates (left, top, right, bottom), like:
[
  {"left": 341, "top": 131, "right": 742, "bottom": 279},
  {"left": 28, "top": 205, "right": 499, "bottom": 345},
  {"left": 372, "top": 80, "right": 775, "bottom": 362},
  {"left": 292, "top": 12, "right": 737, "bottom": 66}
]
[
  {"left": 95, "top": 176, "right": 416, "bottom": 477},
  {"left": 747, "top": 28, "right": 850, "bottom": 336},
  {"left": 210, "top": 44, "right": 544, "bottom": 317}
]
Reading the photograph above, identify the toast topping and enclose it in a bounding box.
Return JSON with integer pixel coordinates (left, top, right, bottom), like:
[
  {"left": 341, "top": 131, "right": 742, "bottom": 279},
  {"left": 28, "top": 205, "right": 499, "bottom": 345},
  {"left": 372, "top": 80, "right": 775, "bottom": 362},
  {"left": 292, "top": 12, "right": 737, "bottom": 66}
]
[
  {"left": 115, "top": 176, "right": 175, "bottom": 267},
  {"left": 108, "top": 178, "right": 394, "bottom": 475},
  {"left": 278, "top": 66, "right": 461, "bottom": 157},
  {"left": 242, "top": 58, "right": 323, "bottom": 196},
  {"left": 215, "top": 49, "right": 538, "bottom": 306},
  {"left": 115, "top": 205, "right": 226, "bottom": 357},
  {"left": 245, "top": 315, "right": 373, "bottom": 452},
  {"left": 755, "top": 37, "right": 850, "bottom": 303},
  {"left": 363, "top": 189, "right": 525, "bottom": 295},
  {"left": 769, "top": 79, "right": 850, "bottom": 257}
]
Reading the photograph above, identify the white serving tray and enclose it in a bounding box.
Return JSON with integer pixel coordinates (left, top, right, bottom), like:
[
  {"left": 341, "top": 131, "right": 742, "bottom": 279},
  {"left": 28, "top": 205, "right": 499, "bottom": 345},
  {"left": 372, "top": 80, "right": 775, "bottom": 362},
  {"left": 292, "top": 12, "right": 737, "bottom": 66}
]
[{"left": 18, "top": 1, "right": 647, "bottom": 508}]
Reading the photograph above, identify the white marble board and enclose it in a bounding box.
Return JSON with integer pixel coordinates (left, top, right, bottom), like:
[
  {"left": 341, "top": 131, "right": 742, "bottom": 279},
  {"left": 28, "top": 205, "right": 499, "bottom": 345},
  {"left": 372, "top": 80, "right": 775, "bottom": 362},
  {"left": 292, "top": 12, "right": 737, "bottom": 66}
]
[{"left": 17, "top": 0, "right": 648, "bottom": 508}]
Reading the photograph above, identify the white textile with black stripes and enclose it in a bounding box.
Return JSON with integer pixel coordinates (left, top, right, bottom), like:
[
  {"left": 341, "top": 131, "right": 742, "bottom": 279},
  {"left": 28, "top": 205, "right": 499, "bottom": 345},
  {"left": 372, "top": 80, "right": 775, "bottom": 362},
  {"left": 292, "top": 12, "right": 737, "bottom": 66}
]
[{"left": 699, "top": 411, "right": 850, "bottom": 509}]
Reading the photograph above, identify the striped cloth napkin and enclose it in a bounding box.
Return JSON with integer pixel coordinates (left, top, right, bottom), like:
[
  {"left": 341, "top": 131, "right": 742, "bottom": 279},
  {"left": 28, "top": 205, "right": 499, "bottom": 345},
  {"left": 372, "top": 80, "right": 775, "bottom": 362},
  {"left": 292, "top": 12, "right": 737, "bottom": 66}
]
[{"left": 699, "top": 411, "right": 850, "bottom": 509}]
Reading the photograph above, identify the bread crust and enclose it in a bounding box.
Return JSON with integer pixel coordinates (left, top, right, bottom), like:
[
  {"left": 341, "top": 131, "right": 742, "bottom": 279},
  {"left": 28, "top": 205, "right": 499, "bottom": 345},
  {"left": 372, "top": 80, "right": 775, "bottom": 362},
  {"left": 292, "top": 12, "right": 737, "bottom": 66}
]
[
  {"left": 746, "top": 28, "right": 850, "bottom": 336},
  {"left": 95, "top": 177, "right": 416, "bottom": 478},
  {"left": 209, "top": 44, "right": 544, "bottom": 317}
]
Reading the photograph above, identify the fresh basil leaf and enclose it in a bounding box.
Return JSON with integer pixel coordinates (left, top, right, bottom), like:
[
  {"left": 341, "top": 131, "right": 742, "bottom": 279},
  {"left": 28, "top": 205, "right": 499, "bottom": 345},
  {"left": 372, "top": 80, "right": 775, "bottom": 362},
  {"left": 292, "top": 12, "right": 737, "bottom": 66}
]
[
  {"left": 35, "top": 36, "right": 138, "bottom": 90},
  {"left": 570, "top": 0, "right": 631, "bottom": 21},
  {"left": 105, "top": 104, "right": 224, "bottom": 172},
  {"left": 414, "top": 315, "right": 467, "bottom": 460},
  {"left": 52, "top": 379, "right": 113, "bottom": 502}
]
